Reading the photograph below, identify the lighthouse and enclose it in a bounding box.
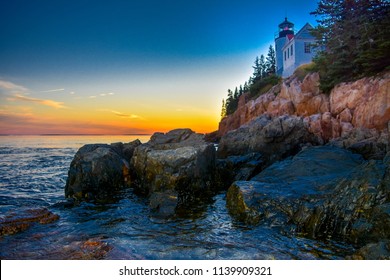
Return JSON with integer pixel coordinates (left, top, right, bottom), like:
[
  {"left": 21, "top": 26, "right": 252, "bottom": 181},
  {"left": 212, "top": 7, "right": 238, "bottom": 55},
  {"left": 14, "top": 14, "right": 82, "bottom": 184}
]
[
  {"left": 275, "top": 18, "right": 294, "bottom": 76},
  {"left": 274, "top": 18, "right": 318, "bottom": 78}
]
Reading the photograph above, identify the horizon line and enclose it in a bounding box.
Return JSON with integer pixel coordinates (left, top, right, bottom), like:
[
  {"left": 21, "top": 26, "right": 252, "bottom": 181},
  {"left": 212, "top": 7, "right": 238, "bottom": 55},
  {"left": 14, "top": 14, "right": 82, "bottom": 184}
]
[{"left": 0, "top": 133, "right": 152, "bottom": 136}]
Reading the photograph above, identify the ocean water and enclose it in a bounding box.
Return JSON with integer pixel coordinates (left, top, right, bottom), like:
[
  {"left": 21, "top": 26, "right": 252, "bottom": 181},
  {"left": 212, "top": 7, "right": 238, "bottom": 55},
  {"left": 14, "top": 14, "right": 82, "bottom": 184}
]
[{"left": 0, "top": 135, "right": 353, "bottom": 259}]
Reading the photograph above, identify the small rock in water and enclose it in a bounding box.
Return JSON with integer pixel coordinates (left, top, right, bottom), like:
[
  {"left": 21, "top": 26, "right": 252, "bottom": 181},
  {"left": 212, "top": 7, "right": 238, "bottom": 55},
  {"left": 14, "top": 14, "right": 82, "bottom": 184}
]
[
  {"left": 0, "top": 208, "right": 59, "bottom": 236},
  {"left": 61, "top": 237, "right": 111, "bottom": 260}
]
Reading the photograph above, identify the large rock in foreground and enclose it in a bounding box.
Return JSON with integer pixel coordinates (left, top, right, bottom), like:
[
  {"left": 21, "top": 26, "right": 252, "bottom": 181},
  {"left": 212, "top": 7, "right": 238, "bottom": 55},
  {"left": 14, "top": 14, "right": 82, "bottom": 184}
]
[
  {"left": 65, "top": 140, "right": 141, "bottom": 200},
  {"left": 131, "top": 129, "right": 216, "bottom": 216},
  {"left": 226, "top": 145, "right": 364, "bottom": 225},
  {"left": 300, "top": 153, "right": 390, "bottom": 244},
  {"left": 226, "top": 146, "right": 390, "bottom": 254}
]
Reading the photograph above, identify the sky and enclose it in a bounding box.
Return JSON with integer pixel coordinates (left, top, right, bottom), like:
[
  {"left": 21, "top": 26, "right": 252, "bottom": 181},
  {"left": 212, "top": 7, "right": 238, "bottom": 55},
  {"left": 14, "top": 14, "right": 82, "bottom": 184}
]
[{"left": 0, "top": 0, "right": 318, "bottom": 135}]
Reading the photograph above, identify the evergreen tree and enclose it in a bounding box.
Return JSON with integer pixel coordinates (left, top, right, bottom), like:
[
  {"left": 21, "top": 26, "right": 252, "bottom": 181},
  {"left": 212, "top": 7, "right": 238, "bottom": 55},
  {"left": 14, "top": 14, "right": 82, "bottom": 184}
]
[
  {"left": 225, "top": 89, "right": 239, "bottom": 115},
  {"left": 252, "top": 56, "right": 262, "bottom": 81},
  {"left": 311, "top": 0, "right": 390, "bottom": 92},
  {"left": 248, "top": 77, "right": 253, "bottom": 86},
  {"left": 222, "top": 46, "right": 281, "bottom": 116},
  {"left": 221, "top": 99, "right": 227, "bottom": 119},
  {"left": 259, "top": 55, "right": 266, "bottom": 79},
  {"left": 243, "top": 81, "right": 249, "bottom": 92},
  {"left": 234, "top": 87, "right": 239, "bottom": 99},
  {"left": 265, "top": 45, "right": 276, "bottom": 75}
]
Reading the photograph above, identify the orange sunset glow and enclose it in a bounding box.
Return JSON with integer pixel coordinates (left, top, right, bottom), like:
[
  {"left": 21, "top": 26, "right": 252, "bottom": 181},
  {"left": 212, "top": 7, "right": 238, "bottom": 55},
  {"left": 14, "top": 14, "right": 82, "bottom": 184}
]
[{"left": 0, "top": 1, "right": 318, "bottom": 135}]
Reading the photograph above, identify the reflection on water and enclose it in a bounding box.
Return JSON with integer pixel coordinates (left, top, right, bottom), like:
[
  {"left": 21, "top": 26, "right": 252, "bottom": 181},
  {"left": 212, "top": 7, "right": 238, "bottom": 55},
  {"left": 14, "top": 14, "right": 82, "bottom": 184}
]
[{"left": 0, "top": 135, "right": 354, "bottom": 259}]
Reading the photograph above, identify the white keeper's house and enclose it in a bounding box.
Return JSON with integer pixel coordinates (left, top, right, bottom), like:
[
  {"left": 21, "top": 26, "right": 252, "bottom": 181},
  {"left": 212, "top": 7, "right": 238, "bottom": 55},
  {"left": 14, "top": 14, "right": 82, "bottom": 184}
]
[{"left": 275, "top": 18, "right": 318, "bottom": 78}]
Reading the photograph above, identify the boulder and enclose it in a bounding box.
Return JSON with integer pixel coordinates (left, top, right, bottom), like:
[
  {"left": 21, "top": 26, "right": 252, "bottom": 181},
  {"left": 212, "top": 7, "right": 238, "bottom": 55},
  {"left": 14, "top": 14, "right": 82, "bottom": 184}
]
[
  {"left": 65, "top": 140, "right": 141, "bottom": 200},
  {"left": 227, "top": 147, "right": 390, "bottom": 246},
  {"left": 216, "top": 152, "right": 264, "bottom": 187},
  {"left": 131, "top": 129, "right": 216, "bottom": 217},
  {"left": 111, "top": 139, "right": 142, "bottom": 161},
  {"left": 299, "top": 153, "right": 390, "bottom": 243},
  {"left": 331, "top": 127, "right": 389, "bottom": 160},
  {"left": 226, "top": 146, "right": 364, "bottom": 227},
  {"left": 217, "top": 115, "right": 318, "bottom": 164}
]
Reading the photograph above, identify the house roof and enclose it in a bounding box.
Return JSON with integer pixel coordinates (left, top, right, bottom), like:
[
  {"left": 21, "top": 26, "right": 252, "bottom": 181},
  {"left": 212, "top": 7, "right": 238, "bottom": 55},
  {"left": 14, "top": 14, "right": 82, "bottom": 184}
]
[
  {"left": 295, "top": 23, "right": 314, "bottom": 39},
  {"left": 281, "top": 23, "right": 315, "bottom": 50}
]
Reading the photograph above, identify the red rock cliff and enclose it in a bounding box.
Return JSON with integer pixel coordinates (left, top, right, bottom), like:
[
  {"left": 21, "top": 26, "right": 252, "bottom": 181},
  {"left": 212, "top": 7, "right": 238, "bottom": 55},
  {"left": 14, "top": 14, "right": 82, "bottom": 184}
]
[{"left": 218, "top": 72, "right": 390, "bottom": 143}]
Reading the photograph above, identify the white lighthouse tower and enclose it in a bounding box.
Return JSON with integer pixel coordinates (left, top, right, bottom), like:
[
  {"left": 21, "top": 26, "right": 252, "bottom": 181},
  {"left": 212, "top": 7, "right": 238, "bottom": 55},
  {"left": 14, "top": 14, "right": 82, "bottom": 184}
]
[{"left": 275, "top": 17, "right": 294, "bottom": 76}]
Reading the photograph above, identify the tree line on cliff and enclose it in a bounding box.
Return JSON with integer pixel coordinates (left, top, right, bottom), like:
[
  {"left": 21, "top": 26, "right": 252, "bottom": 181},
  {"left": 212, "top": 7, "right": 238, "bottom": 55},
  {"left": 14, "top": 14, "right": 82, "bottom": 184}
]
[
  {"left": 221, "top": 0, "right": 390, "bottom": 118},
  {"left": 311, "top": 0, "right": 390, "bottom": 93},
  {"left": 221, "top": 45, "right": 279, "bottom": 118}
]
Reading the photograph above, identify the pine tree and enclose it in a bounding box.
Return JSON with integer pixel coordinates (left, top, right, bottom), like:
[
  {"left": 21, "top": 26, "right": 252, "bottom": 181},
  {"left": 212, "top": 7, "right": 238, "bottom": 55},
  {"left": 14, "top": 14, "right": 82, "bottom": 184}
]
[
  {"left": 259, "top": 55, "right": 266, "bottom": 79},
  {"left": 234, "top": 87, "right": 239, "bottom": 99},
  {"left": 311, "top": 0, "right": 390, "bottom": 92},
  {"left": 252, "top": 56, "right": 261, "bottom": 82},
  {"left": 265, "top": 45, "right": 276, "bottom": 75},
  {"left": 221, "top": 99, "right": 227, "bottom": 119},
  {"left": 243, "top": 81, "right": 249, "bottom": 92}
]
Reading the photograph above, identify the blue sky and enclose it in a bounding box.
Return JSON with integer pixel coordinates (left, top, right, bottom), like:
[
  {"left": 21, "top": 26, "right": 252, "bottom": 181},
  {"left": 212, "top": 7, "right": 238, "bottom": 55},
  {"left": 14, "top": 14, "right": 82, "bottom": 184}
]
[{"left": 0, "top": 0, "right": 319, "bottom": 134}]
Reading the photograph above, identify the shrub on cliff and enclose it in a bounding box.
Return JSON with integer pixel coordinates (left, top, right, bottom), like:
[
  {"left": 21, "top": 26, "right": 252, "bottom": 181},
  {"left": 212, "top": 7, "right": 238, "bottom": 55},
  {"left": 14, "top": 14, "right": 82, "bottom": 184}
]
[
  {"left": 249, "top": 74, "right": 281, "bottom": 99},
  {"left": 293, "top": 63, "right": 317, "bottom": 82}
]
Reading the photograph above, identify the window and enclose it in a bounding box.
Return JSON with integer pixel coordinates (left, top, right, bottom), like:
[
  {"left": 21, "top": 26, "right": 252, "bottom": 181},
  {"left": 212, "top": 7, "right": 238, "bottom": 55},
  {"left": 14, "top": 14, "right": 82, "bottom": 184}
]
[
  {"left": 304, "top": 42, "right": 311, "bottom": 53},
  {"left": 284, "top": 51, "right": 286, "bottom": 61},
  {"left": 288, "top": 48, "right": 289, "bottom": 58},
  {"left": 291, "top": 45, "right": 293, "bottom": 56}
]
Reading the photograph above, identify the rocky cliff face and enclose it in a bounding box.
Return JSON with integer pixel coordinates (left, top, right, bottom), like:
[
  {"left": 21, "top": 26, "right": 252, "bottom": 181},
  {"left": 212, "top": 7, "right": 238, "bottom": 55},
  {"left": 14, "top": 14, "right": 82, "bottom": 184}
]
[{"left": 218, "top": 72, "right": 390, "bottom": 157}]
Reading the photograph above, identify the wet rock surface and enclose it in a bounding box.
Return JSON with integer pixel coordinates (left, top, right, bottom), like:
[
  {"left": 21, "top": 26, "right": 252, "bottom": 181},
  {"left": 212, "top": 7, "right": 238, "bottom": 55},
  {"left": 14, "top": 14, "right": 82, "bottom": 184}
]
[
  {"left": 216, "top": 152, "right": 265, "bottom": 185},
  {"left": 347, "top": 240, "right": 390, "bottom": 260},
  {"left": 226, "top": 146, "right": 390, "bottom": 258},
  {"left": 226, "top": 146, "right": 364, "bottom": 226},
  {"left": 65, "top": 140, "right": 141, "bottom": 201},
  {"left": 131, "top": 129, "right": 217, "bottom": 217},
  {"left": 299, "top": 152, "right": 390, "bottom": 244},
  {"left": 0, "top": 208, "right": 59, "bottom": 236},
  {"left": 62, "top": 238, "right": 112, "bottom": 260}
]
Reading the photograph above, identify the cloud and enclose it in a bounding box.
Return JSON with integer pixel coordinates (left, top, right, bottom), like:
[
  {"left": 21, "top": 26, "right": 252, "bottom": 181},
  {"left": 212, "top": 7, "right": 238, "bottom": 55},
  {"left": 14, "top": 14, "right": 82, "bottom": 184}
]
[
  {"left": 108, "top": 110, "right": 144, "bottom": 120},
  {"left": 99, "top": 92, "right": 115, "bottom": 97},
  {"left": 0, "top": 110, "right": 37, "bottom": 132},
  {"left": 0, "top": 80, "right": 29, "bottom": 95},
  {"left": 11, "top": 94, "right": 66, "bottom": 109},
  {"left": 40, "top": 88, "right": 65, "bottom": 93},
  {"left": 89, "top": 95, "right": 97, "bottom": 99},
  {"left": 0, "top": 112, "right": 150, "bottom": 135},
  {"left": 0, "top": 111, "right": 34, "bottom": 121}
]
